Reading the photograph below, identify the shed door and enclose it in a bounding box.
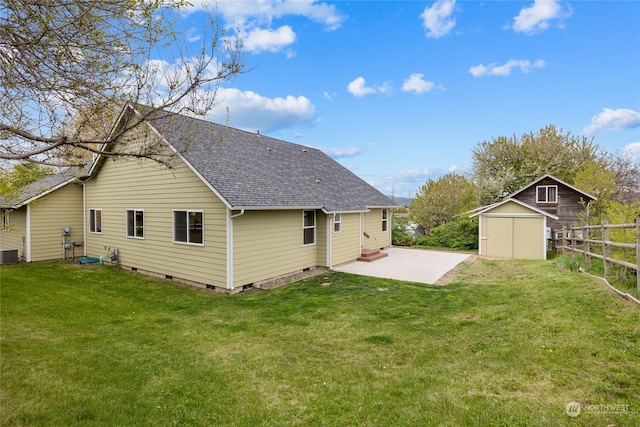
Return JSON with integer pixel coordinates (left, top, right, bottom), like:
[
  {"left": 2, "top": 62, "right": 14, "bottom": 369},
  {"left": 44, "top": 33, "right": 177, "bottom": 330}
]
[{"left": 483, "top": 217, "right": 513, "bottom": 259}]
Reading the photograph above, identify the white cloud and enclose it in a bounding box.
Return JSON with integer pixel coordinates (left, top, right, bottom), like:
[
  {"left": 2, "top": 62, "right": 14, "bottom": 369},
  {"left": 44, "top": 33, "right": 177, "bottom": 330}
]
[
  {"left": 188, "top": 0, "right": 346, "bottom": 31},
  {"left": 583, "top": 108, "right": 640, "bottom": 134},
  {"left": 420, "top": 0, "right": 457, "bottom": 39},
  {"left": 402, "top": 73, "right": 436, "bottom": 94},
  {"left": 320, "top": 146, "right": 364, "bottom": 159},
  {"left": 244, "top": 26, "right": 296, "bottom": 53},
  {"left": 347, "top": 77, "right": 377, "bottom": 97},
  {"left": 512, "top": 0, "right": 572, "bottom": 35},
  {"left": 469, "top": 59, "right": 545, "bottom": 77},
  {"left": 624, "top": 142, "right": 640, "bottom": 162},
  {"left": 208, "top": 88, "right": 316, "bottom": 133}
]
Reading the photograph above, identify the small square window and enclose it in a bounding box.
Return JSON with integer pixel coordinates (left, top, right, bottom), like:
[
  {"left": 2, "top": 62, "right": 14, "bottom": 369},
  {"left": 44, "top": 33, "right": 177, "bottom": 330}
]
[
  {"left": 173, "top": 210, "right": 203, "bottom": 245},
  {"left": 536, "top": 186, "right": 558, "bottom": 203},
  {"left": 333, "top": 213, "right": 341, "bottom": 233}
]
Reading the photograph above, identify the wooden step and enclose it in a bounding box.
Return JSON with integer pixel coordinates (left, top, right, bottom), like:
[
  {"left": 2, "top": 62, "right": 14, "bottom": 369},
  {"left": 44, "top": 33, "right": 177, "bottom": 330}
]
[{"left": 357, "top": 249, "right": 388, "bottom": 262}]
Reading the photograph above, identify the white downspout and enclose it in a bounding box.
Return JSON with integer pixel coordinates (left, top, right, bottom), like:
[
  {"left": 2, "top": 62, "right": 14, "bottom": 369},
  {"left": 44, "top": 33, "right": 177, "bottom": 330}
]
[
  {"left": 83, "top": 182, "right": 87, "bottom": 256},
  {"left": 226, "top": 209, "right": 245, "bottom": 290},
  {"left": 25, "top": 205, "right": 31, "bottom": 262},
  {"left": 326, "top": 215, "right": 332, "bottom": 268}
]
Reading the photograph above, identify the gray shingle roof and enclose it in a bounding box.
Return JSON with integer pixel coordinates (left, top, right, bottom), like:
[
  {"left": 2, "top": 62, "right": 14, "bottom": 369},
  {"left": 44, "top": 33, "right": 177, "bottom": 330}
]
[
  {"left": 1, "top": 168, "right": 80, "bottom": 208},
  {"left": 143, "top": 108, "right": 395, "bottom": 212}
]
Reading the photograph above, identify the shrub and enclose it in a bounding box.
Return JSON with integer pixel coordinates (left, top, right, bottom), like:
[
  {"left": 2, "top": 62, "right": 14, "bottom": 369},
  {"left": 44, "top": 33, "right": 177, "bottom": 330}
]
[
  {"left": 392, "top": 217, "right": 416, "bottom": 246},
  {"left": 416, "top": 214, "right": 478, "bottom": 250}
]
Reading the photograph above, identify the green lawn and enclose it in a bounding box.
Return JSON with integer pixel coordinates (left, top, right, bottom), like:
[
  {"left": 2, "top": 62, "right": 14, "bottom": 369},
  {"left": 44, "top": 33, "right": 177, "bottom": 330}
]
[{"left": 1, "top": 259, "right": 638, "bottom": 426}]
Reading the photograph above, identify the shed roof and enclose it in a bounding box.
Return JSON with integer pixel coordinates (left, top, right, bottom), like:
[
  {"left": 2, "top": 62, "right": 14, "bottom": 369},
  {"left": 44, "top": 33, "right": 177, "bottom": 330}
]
[
  {"left": 469, "top": 198, "right": 560, "bottom": 220},
  {"left": 136, "top": 106, "right": 395, "bottom": 212}
]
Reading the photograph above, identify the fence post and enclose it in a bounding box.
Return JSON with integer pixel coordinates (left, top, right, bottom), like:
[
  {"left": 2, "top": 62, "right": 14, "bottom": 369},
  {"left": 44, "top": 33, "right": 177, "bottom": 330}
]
[
  {"left": 562, "top": 226, "right": 567, "bottom": 255},
  {"left": 602, "top": 220, "right": 610, "bottom": 278},
  {"left": 636, "top": 216, "right": 639, "bottom": 293},
  {"left": 571, "top": 227, "right": 577, "bottom": 262},
  {"left": 584, "top": 225, "right": 591, "bottom": 269}
]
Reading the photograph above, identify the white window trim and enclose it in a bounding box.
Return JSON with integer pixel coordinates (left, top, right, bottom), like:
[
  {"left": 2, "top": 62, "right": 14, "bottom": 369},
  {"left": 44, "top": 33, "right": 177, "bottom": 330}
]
[
  {"left": 1, "top": 209, "right": 9, "bottom": 231},
  {"left": 333, "top": 213, "right": 341, "bottom": 233},
  {"left": 126, "top": 209, "right": 145, "bottom": 239},
  {"left": 302, "top": 210, "right": 316, "bottom": 246},
  {"left": 172, "top": 209, "right": 205, "bottom": 246},
  {"left": 536, "top": 185, "right": 558, "bottom": 203},
  {"left": 381, "top": 208, "right": 389, "bottom": 232},
  {"left": 89, "top": 209, "right": 102, "bottom": 234}
]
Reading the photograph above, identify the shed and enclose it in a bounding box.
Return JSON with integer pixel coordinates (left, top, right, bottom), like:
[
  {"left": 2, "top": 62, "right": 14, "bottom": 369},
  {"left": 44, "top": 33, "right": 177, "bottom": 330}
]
[{"left": 470, "top": 199, "right": 559, "bottom": 260}]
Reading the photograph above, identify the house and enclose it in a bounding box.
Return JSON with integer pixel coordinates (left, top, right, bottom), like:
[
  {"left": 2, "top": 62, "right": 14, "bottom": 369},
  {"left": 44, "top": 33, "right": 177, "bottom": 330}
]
[
  {"left": 1, "top": 169, "right": 84, "bottom": 263},
  {"left": 2, "top": 105, "right": 395, "bottom": 291},
  {"left": 470, "top": 174, "right": 595, "bottom": 260}
]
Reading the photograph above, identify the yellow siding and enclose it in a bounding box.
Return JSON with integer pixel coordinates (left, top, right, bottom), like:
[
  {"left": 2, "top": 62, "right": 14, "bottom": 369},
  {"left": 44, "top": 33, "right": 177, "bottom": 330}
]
[
  {"left": 363, "top": 208, "right": 390, "bottom": 250},
  {"left": 481, "top": 216, "right": 513, "bottom": 259},
  {"left": 331, "top": 213, "right": 361, "bottom": 265},
  {"left": 489, "top": 201, "right": 537, "bottom": 215},
  {"left": 1, "top": 207, "right": 27, "bottom": 259},
  {"left": 513, "top": 217, "right": 545, "bottom": 259},
  {"left": 232, "top": 210, "right": 319, "bottom": 287},
  {"left": 85, "top": 137, "right": 227, "bottom": 287},
  {"left": 29, "top": 183, "right": 84, "bottom": 261}
]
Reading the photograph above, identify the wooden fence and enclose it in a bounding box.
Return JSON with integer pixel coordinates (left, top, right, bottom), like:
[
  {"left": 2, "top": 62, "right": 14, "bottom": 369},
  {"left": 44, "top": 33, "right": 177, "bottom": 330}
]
[{"left": 554, "top": 217, "right": 640, "bottom": 292}]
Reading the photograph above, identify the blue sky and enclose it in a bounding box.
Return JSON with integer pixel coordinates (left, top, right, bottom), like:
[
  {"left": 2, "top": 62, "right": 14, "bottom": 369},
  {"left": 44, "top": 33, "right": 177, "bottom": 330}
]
[{"left": 174, "top": 1, "right": 640, "bottom": 198}]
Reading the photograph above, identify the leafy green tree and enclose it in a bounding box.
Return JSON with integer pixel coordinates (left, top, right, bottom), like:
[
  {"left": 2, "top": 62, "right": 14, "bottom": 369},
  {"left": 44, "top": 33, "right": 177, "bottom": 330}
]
[
  {"left": 409, "top": 173, "right": 478, "bottom": 229},
  {"left": 1, "top": 0, "right": 245, "bottom": 167},
  {"left": 0, "top": 163, "right": 53, "bottom": 205},
  {"left": 472, "top": 125, "right": 600, "bottom": 204}
]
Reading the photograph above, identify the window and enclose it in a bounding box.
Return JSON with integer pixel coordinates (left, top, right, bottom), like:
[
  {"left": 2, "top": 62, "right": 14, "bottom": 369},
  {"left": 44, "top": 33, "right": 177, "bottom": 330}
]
[
  {"left": 126, "top": 210, "right": 144, "bottom": 238},
  {"left": 303, "top": 210, "right": 316, "bottom": 245},
  {"left": 173, "top": 210, "right": 203, "bottom": 245},
  {"left": 89, "top": 209, "right": 102, "bottom": 233},
  {"left": 1, "top": 209, "right": 9, "bottom": 231},
  {"left": 381, "top": 208, "right": 388, "bottom": 232},
  {"left": 537, "top": 185, "right": 558, "bottom": 203},
  {"left": 333, "top": 213, "right": 341, "bottom": 233}
]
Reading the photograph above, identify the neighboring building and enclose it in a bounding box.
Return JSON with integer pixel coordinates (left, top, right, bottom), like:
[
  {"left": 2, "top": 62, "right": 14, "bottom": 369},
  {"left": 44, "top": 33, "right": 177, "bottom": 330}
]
[
  {"left": 1, "top": 169, "right": 84, "bottom": 263},
  {"left": 1, "top": 105, "right": 395, "bottom": 291},
  {"left": 470, "top": 174, "right": 595, "bottom": 260}
]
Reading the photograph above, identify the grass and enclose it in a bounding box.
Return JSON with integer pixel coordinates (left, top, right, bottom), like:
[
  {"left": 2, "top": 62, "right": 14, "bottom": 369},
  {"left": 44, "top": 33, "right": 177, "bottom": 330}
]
[{"left": 1, "top": 259, "right": 639, "bottom": 426}]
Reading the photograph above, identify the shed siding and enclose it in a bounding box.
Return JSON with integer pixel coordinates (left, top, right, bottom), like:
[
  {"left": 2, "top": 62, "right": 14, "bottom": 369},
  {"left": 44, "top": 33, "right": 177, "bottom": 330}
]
[
  {"left": 331, "top": 213, "right": 361, "bottom": 266},
  {"left": 363, "top": 208, "right": 390, "bottom": 250},
  {"left": 232, "top": 210, "right": 319, "bottom": 287},
  {"left": 1, "top": 207, "right": 27, "bottom": 259},
  {"left": 29, "top": 183, "right": 84, "bottom": 261},
  {"left": 85, "top": 145, "right": 227, "bottom": 287},
  {"left": 513, "top": 217, "right": 545, "bottom": 259}
]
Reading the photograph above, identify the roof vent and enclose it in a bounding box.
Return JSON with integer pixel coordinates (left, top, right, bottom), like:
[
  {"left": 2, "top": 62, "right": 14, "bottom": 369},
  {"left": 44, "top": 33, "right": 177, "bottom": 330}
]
[
  {"left": 302, "top": 148, "right": 308, "bottom": 152},
  {"left": 267, "top": 147, "right": 272, "bottom": 151},
  {"left": 315, "top": 179, "right": 321, "bottom": 184}
]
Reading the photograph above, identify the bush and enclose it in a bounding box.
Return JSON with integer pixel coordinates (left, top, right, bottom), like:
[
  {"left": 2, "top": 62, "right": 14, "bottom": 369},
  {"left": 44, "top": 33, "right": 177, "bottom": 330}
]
[
  {"left": 392, "top": 217, "right": 416, "bottom": 246},
  {"left": 416, "top": 215, "right": 478, "bottom": 250}
]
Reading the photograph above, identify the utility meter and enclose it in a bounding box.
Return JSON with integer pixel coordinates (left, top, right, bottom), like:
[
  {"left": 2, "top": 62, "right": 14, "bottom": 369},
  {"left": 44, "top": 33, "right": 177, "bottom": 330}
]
[{"left": 62, "top": 226, "right": 71, "bottom": 235}]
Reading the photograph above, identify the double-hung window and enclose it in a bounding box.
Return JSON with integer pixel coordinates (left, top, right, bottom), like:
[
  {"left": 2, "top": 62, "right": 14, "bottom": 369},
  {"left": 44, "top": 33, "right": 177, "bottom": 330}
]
[
  {"left": 303, "top": 210, "right": 316, "bottom": 245},
  {"left": 381, "top": 208, "right": 388, "bottom": 232},
  {"left": 1, "top": 209, "right": 9, "bottom": 231},
  {"left": 126, "top": 210, "right": 144, "bottom": 238},
  {"left": 89, "top": 209, "right": 102, "bottom": 233},
  {"left": 333, "top": 213, "right": 341, "bottom": 233},
  {"left": 174, "top": 210, "right": 203, "bottom": 245},
  {"left": 536, "top": 185, "right": 558, "bottom": 203}
]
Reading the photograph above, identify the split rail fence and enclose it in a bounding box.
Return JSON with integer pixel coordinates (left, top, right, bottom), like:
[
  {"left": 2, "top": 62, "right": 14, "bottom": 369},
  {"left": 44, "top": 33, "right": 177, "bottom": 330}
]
[{"left": 554, "top": 217, "right": 640, "bottom": 292}]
